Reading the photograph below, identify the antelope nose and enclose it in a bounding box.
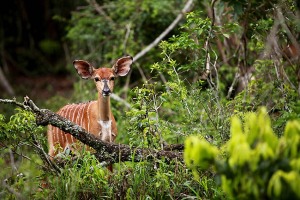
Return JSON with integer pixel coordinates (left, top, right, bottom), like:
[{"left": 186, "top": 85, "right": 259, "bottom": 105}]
[
  {"left": 102, "top": 80, "right": 111, "bottom": 96},
  {"left": 103, "top": 87, "right": 111, "bottom": 96}
]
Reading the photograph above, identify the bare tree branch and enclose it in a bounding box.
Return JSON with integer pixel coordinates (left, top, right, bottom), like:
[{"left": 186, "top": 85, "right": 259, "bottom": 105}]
[
  {"left": 0, "top": 98, "right": 29, "bottom": 109},
  {"left": 133, "top": 0, "right": 194, "bottom": 62},
  {"left": 226, "top": 73, "right": 239, "bottom": 99},
  {"left": 110, "top": 93, "right": 131, "bottom": 108}
]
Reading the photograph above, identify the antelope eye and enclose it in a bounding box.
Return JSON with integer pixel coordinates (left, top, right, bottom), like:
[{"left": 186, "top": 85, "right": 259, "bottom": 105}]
[
  {"left": 110, "top": 77, "right": 115, "bottom": 81},
  {"left": 94, "top": 77, "right": 100, "bottom": 82}
]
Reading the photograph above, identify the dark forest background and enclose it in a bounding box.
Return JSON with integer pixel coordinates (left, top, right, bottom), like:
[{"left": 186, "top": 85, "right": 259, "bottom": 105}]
[{"left": 0, "top": 1, "right": 84, "bottom": 100}]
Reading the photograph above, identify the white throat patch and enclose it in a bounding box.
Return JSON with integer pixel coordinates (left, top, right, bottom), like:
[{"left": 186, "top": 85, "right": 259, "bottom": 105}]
[{"left": 98, "top": 120, "right": 113, "bottom": 142}]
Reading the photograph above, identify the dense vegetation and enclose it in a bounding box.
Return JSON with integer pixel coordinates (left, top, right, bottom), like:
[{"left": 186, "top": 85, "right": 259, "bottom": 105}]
[{"left": 0, "top": 0, "right": 300, "bottom": 199}]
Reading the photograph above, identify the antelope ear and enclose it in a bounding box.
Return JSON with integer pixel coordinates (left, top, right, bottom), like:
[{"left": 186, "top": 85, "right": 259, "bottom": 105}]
[
  {"left": 112, "top": 56, "right": 133, "bottom": 77},
  {"left": 73, "top": 60, "right": 94, "bottom": 79}
]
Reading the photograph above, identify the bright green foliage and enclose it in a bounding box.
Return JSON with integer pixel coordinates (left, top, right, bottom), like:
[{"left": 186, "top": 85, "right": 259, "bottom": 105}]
[
  {"left": 110, "top": 160, "right": 208, "bottom": 199},
  {"left": 125, "top": 83, "right": 163, "bottom": 148},
  {"left": 46, "top": 153, "right": 111, "bottom": 199},
  {"left": 184, "top": 136, "right": 218, "bottom": 179},
  {"left": 184, "top": 107, "right": 300, "bottom": 199},
  {"left": 0, "top": 108, "right": 44, "bottom": 145},
  {"left": 45, "top": 153, "right": 219, "bottom": 199},
  {"left": 0, "top": 108, "right": 45, "bottom": 199}
]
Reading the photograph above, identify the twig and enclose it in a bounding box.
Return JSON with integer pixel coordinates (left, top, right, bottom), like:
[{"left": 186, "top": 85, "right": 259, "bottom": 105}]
[
  {"left": 136, "top": 63, "right": 148, "bottom": 82},
  {"left": 63, "top": 42, "right": 72, "bottom": 65},
  {"left": 260, "top": 7, "right": 297, "bottom": 97},
  {"left": 9, "top": 149, "right": 17, "bottom": 172},
  {"left": 277, "top": 7, "right": 300, "bottom": 55},
  {"left": 227, "top": 73, "right": 239, "bottom": 99},
  {"left": 123, "top": 23, "right": 132, "bottom": 55},
  {"left": 133, "top": 0, "right": 194, "bottom": 62},
  {"left": 31, "top": 134, "right": 61, "bottom": 174},
  {"left": 2, "top": 179, "right": 24, "bottom": 200},
  {"left": 87, "top": 0, "right": 116, "bottom": 26},
  {"left": 203, "top": 0, "right": 218, "bottom": 77},
  {"left": 0, "top": 98, "right": 29, "bottom": 110},
  {"left": 0, "top": 66, "right": 15, "bottom": 96},
  {"left": 2, "top": 143, "right": 45, "bottom": 169},
  {"left": 110, "top": 93, "right": 131, "bottom": 108},
  {"left": 123, "top": 70, "right": 131, "bottom": 99},
  {"left": 261, "top": 17, "right": 280, "bottom": 59}
]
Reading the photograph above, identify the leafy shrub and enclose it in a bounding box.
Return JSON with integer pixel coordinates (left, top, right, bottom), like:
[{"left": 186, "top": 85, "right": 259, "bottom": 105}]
[
  {"left": 0, "top": 108, "right": 45, "bottom": 199},
  {"left": 184, "top": 107, "right": 300, "bottom": 199},
  {"left": 45, "top": 152, "right": 111, "bottom": 199}
]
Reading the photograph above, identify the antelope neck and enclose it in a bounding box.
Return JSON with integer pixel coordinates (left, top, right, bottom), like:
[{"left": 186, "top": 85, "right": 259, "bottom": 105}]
[{"left": 97, "top": 93, "right": 111, "bottom": 121}]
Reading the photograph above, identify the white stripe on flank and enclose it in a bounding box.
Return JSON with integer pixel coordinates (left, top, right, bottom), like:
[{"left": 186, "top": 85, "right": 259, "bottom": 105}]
[
  {"left": 70, "top": 105, "right": 77, "bottom": 144},
  {"left": 74, "top": 104, "right": 84, "bottom": 143},
  {"left": 87, "top": 102, "right": 92, "bottom": 132},
  {"left": 76, "top": 104, "right": 83, "bottom": 125},
  {"left": 57, "top": 109, "right": 65, "bottom": 145},
  {"left": 80, "top": 104, "right": 86, "bottom": 129},
  {"left": 52, "top": 125, "right": 56, "bottom": 144},
  {"left": 64, "top": 106, "right": 71, "bottom": 145},
  {"left": 55, "top": 109, "right": 64, "bottom": 143},
  {"left": 70, "top": 104, "right": 77, "bottom": 123}
]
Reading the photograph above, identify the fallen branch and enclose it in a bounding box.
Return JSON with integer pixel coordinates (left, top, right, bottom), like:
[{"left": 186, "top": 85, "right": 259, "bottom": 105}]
[{"left": 1, "top": 97, "right": 183, "bottom": 166}]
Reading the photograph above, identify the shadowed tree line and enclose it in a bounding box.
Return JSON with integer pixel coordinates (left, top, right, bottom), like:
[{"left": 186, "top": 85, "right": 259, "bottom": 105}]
[{"left": 0, "top": 0, "right": 83, "bottom": 97}]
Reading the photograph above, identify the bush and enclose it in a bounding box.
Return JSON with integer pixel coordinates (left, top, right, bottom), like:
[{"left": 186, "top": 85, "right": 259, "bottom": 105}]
[{"left": 184, "top": 107, "right": 300, "bottom": 199}]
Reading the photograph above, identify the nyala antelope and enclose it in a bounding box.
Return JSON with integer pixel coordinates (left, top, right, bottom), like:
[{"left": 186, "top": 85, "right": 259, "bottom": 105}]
[{"left": 47, "top": 56, "right": 133, "bottom": 170}]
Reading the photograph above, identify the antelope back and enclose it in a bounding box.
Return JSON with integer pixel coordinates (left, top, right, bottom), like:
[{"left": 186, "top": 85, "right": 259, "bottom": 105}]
[{"left": 48, "top": 101, "right": 97, "bottom": 156}]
